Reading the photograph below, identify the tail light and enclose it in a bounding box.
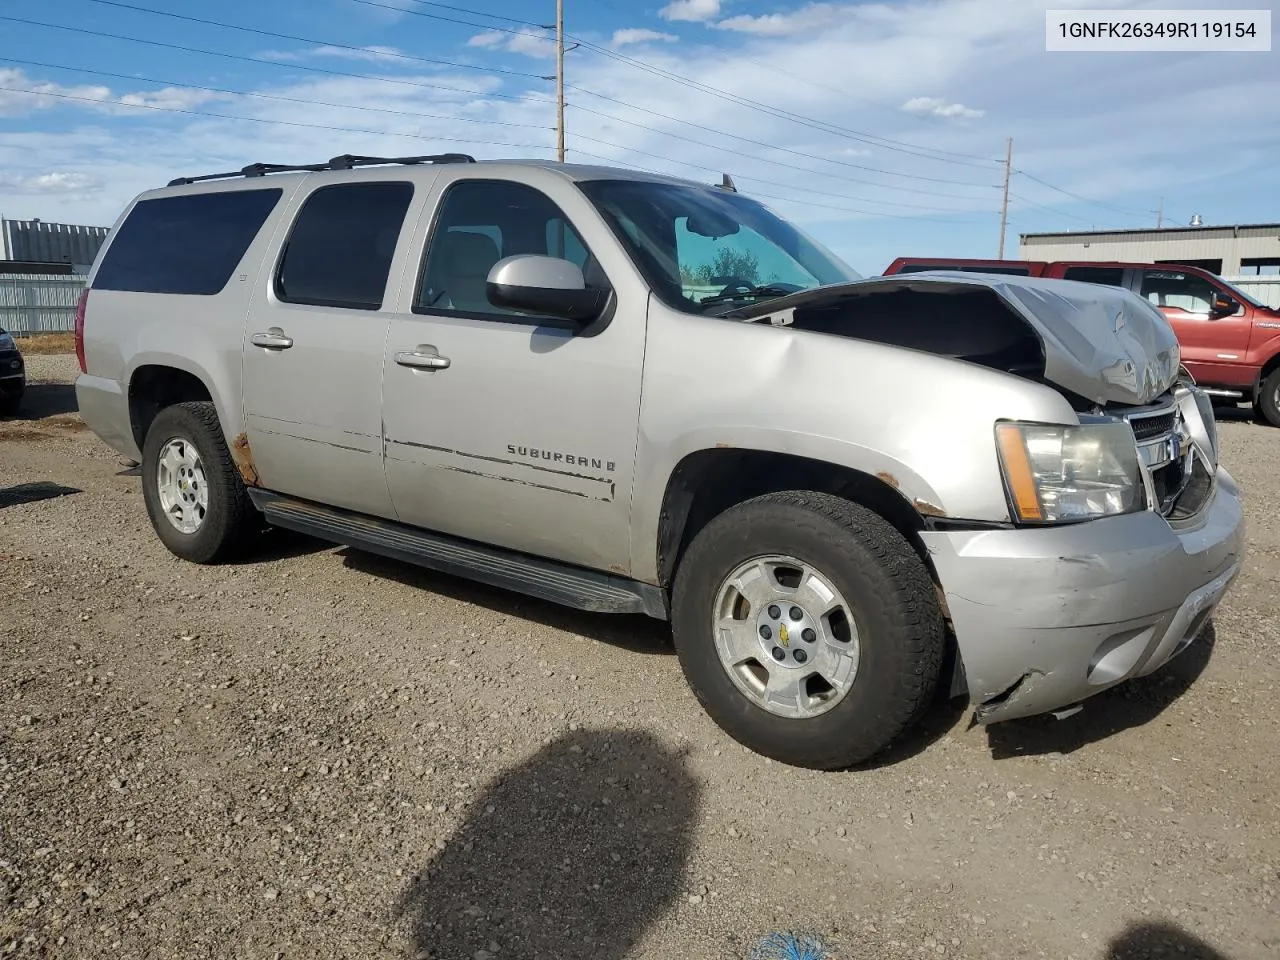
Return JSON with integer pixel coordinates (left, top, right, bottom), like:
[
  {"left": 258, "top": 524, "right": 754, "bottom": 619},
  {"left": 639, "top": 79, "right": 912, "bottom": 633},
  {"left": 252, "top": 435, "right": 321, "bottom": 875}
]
[{"left": 74, "top": 288, "right": 89, "bottom": 373}]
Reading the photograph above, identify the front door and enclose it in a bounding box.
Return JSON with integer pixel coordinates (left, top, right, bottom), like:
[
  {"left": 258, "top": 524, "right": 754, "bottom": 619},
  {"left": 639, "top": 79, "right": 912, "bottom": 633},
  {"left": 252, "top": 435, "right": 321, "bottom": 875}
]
[
  {"left": 380, "top": 176, "right": 646, "bottom": 574},
  {"left": 241, "top": 177, "right": 422, "bottom": 517},
  {"left": 1136, "top": 267, "right": 1253, "bottom": 385}
]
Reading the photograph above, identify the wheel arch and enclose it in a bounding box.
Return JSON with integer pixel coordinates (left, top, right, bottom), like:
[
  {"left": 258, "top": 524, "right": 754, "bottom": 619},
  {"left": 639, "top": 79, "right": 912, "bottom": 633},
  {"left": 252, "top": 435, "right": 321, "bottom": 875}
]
[{"left": 654, "top": 446, "right": 936, "bottom": 590}]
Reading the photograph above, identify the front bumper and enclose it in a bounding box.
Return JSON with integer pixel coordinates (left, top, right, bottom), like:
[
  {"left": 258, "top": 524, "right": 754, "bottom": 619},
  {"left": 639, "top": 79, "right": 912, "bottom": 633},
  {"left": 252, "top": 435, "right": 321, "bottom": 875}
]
[{"left": 921, "top": 466, "right": 1245, "bottom": 723}]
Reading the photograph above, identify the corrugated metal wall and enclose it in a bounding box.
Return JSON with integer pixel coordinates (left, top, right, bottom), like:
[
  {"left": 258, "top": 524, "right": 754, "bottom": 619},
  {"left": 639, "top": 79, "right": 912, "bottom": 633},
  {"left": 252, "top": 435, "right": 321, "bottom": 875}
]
[
  {"left": 0, "top": 273, "right": 87, "bottom": 334},
  {"left": 1231, "top": 277, "right": 1280, "bottom": 309},
  {"left": 1, "top": 218, "right": 108, "bottom": 272},
  {"left": 1019, "top": 225, "right": 1280, "bottom": 275}
]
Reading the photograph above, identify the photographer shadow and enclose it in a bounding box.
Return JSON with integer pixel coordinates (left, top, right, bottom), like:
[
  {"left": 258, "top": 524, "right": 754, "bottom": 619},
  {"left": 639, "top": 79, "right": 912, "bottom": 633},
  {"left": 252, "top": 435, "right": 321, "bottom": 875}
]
[{"left": 393, "top": 728, "right": 700, "bottom": 959}]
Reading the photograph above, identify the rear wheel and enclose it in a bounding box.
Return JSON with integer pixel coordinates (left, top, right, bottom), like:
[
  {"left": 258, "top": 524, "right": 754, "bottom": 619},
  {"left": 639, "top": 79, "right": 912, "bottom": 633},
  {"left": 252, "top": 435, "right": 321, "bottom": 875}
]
[
  {"left": 141, "top": 401, "right": 260, "bottom": 563},
  {"left": 1254, "top": 368, "right": 1280, "bottom": 427},
  {"left": 670, "top": 490, "right": 945, "bottom": 770}
]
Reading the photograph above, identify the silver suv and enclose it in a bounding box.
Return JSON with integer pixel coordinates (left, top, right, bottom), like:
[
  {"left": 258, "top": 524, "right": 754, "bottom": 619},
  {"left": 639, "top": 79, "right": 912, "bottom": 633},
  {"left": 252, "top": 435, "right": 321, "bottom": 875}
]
[{"left": 74, "top": 154, "right": 1245, "bottom": 769}]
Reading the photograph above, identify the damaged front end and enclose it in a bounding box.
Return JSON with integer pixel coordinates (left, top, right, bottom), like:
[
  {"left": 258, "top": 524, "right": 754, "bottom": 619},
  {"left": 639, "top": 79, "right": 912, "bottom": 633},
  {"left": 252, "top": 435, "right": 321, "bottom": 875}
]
[{"left": 727, "top": 273, "right": 1242, "bottom": 727}]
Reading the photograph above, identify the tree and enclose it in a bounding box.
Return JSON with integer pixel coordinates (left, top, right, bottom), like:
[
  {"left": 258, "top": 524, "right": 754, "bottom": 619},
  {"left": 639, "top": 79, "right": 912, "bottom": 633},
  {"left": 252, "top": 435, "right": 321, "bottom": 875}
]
[
  {"left": 708, "top": 247, "right": 759, "bottom": 284},
  {"left": 679, "top": 248, "right": 761, "bottom": 287}
]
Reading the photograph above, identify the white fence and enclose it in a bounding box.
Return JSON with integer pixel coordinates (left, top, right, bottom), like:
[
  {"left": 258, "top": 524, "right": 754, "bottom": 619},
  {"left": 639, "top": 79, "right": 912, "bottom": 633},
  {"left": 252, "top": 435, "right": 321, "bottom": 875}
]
[{"left": 0, "top": 274, "right": 88, "bottom": 335}]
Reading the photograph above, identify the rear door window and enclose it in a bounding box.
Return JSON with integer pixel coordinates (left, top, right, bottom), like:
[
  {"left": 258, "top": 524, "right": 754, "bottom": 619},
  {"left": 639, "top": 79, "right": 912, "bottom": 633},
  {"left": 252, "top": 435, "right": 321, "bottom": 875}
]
[
  {"left": 1062, "top": 266, "right": 1126, "bottom": 286},
  {"left": 93, "top": 188, "right": 282, "bottom": 295},
  {"left": 275, "top": 181, "right": 414, "bottom": 311}
]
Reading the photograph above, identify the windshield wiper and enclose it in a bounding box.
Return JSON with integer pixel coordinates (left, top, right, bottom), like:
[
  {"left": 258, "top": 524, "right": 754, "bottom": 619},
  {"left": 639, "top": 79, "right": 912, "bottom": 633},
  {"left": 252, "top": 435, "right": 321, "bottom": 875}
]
[{"left": 698, "top": 284, "right": 796, "bottom": 306}]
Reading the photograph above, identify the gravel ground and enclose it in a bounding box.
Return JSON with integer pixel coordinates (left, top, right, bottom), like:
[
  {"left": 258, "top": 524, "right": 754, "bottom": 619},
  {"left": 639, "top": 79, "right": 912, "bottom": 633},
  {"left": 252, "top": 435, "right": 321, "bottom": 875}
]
[{"left": 2, "top": 354, "right": 1278, "bottom": 960}]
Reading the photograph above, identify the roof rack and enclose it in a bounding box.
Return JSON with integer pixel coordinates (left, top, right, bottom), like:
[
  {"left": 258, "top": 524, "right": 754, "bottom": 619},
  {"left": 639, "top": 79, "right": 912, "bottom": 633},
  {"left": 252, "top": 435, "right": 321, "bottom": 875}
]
[{"left": 167, "top": 153, "right": 476, "bottom": 187}]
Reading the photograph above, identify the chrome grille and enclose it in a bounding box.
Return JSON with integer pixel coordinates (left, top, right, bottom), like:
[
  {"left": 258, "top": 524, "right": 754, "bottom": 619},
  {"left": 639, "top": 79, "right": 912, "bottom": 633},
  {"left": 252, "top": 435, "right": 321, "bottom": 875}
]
[{"left": 1128, "top": 411, "right": 1176, "bottom": 442}]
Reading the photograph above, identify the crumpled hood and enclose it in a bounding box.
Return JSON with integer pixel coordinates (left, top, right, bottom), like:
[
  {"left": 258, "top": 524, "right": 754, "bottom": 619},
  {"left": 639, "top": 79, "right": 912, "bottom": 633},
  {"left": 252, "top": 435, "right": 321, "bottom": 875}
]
[{"left": 735, "top": 272, "right": 1182, "bottom": 407}]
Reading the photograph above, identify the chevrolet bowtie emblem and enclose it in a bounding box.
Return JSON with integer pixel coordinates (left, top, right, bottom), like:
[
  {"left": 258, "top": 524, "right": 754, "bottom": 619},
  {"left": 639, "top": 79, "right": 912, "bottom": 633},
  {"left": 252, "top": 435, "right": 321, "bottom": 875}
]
[{"left": 778, "top": 624, "right": 790, "bottom": 648}]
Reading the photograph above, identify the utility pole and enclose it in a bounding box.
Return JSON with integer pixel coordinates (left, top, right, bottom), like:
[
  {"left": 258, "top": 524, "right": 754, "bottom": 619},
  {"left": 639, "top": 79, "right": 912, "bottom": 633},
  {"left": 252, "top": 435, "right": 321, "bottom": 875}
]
[
  {"left": 556, "top": 0, "right": 565, "bottom": 163},
  {"left": 1156, "top": 197, "right": 1164, "bottom": 228},
  {"left": 997, "top": 137, "right": 1012, "bottom": 259}
]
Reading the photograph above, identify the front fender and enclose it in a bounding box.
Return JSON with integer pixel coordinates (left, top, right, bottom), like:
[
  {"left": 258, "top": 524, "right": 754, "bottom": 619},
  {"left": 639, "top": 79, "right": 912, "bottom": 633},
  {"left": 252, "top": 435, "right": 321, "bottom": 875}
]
[{"left": 628, "top": 305, "right": 1080, "bottom": 583}]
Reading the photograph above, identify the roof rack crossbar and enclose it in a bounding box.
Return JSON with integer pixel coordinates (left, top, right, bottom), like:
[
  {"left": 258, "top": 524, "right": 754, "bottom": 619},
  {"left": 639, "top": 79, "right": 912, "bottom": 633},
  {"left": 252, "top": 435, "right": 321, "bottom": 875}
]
[
  {"left": 326, "top": 153, "right": 476, "bottom": 169},
  {"left": 167, "top": 152, "right": 476, "bottom": 187}
]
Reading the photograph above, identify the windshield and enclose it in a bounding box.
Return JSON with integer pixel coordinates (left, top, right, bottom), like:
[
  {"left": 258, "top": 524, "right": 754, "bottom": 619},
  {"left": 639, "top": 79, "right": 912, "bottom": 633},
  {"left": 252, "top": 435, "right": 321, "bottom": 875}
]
[{"left": 576, "top": 178, "right": 861, "bottom": 314}]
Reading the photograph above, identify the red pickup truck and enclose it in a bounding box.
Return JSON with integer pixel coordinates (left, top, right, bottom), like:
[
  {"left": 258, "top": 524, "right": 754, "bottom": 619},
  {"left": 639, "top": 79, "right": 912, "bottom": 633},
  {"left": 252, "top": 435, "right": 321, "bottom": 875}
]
[{"left": 883, "top": 257, "right": 1280, "bottom": 426}]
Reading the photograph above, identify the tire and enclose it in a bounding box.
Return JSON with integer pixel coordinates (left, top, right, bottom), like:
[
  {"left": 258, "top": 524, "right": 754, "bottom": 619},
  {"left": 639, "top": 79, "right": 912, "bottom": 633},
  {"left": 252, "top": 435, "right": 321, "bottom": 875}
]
[
  {"left": 1254, "top": 368, "right": 1280, "bottom": 427},
  {"left": 670, "top": 490, "right": 945, "bottom": 770},
  {"left": 140, "top": 401, "right": 260, "bottom": 563}
]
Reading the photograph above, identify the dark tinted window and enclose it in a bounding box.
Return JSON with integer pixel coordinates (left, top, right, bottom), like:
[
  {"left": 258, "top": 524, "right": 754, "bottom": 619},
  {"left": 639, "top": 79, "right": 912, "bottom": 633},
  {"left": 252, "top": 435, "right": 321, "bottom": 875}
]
[
  {"left": 1062, "top": 266, "right": 1125, "bottom": 286},
  {"left": 276, "top": 181, "right": 414, "bottom": 310},
  {"left": 416, "top": 180, "right": 600, "bottom": 318},
  {"left": 93, "top": 188, "right": 281, "bottom": 295},
  {"left": 897, "top": 263, "right": 1032, "bottom": 276}
]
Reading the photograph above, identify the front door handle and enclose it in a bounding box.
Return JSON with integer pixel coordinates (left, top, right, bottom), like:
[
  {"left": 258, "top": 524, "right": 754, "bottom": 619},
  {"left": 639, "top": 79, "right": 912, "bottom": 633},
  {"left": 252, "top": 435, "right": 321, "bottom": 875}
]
[
  {"left": 250, "top": 328, "right": 294, "bottom": 350},
  {"left": 395, "top": 349, "right": 451, "bottom": 371}
]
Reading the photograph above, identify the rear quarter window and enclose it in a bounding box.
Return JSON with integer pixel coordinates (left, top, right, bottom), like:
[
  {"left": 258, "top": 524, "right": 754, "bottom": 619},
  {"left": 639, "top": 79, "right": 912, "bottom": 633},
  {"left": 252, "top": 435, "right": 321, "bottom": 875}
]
[{"left": 93, "top": 188, "right": 283, "bottom": 295}]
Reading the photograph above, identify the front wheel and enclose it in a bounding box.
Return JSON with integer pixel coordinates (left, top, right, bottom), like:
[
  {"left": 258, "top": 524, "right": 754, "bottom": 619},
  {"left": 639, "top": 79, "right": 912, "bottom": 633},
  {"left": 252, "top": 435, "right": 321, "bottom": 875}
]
[
  {"left": 140, "top": 401, "right": 260, "bottom": 563},
  {"left": 670, "top": 491, "right": 946, "bottom": 770},
  {"left": 1254, "top": 368, "right": 1280, "bottom": 427}
]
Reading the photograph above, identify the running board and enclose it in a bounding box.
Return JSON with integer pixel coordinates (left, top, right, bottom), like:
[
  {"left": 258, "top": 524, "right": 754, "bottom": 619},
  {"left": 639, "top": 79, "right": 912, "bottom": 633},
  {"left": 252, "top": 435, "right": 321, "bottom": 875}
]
[{"left": 247, "top": 490, "right": 668, "bottom": 619}]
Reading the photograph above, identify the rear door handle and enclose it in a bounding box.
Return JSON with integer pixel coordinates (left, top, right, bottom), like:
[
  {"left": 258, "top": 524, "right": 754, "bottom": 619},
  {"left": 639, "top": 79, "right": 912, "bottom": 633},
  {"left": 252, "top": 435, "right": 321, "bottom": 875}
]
[
  {"left": 395, "top": 349, "right": 451, "bottom": 371},
  {"left": 250, "top": 329, "right": 294, "bottom": 350}
]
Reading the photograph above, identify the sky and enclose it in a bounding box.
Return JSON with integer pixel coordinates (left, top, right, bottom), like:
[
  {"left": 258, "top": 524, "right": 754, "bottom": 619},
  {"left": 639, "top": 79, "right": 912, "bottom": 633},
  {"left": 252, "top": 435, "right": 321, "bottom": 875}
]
[{"left": 0, "top": 0, "right": 1276, "bottom": 276}]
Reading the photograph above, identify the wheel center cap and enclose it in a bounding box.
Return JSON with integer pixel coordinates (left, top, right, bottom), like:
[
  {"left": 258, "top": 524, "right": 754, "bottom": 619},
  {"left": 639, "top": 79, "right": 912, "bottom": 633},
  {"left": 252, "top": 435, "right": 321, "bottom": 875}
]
[{"left": 756, "top": 602, "right": 817, "bottom": 669}]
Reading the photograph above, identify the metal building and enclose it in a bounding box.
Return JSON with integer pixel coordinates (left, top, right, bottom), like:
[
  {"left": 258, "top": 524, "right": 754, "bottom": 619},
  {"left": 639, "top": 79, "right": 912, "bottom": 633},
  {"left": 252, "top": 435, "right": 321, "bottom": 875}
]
[
  {"left": 1019, "top": 221, "right": 1280, "bottom": 277},
  {"left": 1, "top": 217, "right": 109, "bottom": 274}
]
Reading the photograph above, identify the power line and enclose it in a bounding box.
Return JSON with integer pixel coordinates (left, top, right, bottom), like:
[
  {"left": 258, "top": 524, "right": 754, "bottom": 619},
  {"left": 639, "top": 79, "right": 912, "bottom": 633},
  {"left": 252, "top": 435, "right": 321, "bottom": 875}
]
[
  {"left": 1008, "top": 192, "right": 1123, "bottom": 230},
  {"left": 564, "top": 139, "right": 987, "bottom": 223},
  {"left": 0, "top": 16, "right": 556, "bottom": 106},
  {"left": 20, "top": 5, "right": 1000, "bottom": 198},
  {"left": 566, "top": 96, "right": 999, "bottom": 198},
  {"left": 567, "top": 101, "right": 988, "bottom": 207},
  {"left": 0, "top": 84, "right": 554, "bottom": 152},
  {"left": 343, "top": 0, "right": 1005, "bottom": 172},
  {"left": 3, "top": 56, "right": 988, "bottom": 220},
  {"left": 1012, "top": 170, "right": 1151, "bottom": 220},
  {"left": 566, "top": 38, "right": 1004, "bottom": 176},
  {"left": 0, "top": 57, "right": 554, "bottom": 131},
  {"left": 398, "top": 0, "right": 546, "bottom": 28},
  {"left": 76, "top": 0, "right": 544, "bottom": 80}
]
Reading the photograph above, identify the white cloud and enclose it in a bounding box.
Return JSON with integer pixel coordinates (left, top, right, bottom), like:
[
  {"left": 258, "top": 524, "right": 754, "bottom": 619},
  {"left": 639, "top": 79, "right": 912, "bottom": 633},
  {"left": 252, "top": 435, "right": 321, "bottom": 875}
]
[
  {"left": 261, "top": 45, "right": 409, "bottom": 64},
  {"left": 0, "top": 68, "right": 110, "bottom": 117},
  {"left": 466, "top": 31, "right": 505, "bottom": 49},
  {"left": 118, "top": 88, "right": 232, "bottom": 112},
  {"left": 659, "top": 0, "right": 723, "bottom": 23},
  {"left": 465, "top": 28, "right": 557, "bottom": 59},
  {"left": 714, "top": 4, "right": 842, "bottom": 36},
  {"left": 612, "top": 28, "right": 679, "bottom": 48},
  {"left": 901, "top": 96, "right": 984, "bottom": 120},
  {"left": 0, "top": 171, "right": 101, "bottom": 195}
]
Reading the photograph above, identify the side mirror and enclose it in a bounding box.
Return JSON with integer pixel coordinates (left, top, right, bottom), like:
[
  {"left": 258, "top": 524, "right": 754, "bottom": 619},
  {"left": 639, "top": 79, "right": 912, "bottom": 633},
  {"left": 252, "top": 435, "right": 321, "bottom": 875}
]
[
  {"left": 1209, "top": 293, "right": 1238, "bottom": 318},
  {"left": 486, "top": 255, "right": 606, "bottom": 325}
]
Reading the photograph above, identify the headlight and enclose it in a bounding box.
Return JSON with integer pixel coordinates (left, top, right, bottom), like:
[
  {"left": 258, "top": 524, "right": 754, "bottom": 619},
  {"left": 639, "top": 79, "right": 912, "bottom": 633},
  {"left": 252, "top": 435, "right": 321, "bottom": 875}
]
[{"left": 995, "top": 421, "right": 1144, "bottom": 523}]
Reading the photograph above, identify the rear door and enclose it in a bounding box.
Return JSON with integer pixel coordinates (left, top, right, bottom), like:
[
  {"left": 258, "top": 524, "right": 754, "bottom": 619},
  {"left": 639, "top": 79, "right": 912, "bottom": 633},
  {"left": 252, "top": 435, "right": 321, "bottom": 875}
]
[
  {"left": 379, "top": 174, "right": 646, "bottom": 573},
  {"left": 241, "top": 175, "right": 427, "bottom": 517},
  {"left": 1134, "top": 267, "right": 1253, "bottom": 382}
]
